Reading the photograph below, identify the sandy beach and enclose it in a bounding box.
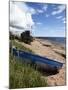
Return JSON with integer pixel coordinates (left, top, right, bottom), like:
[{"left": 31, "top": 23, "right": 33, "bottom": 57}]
[{"left": 15, "top": 38, "right": 66, "bottom": 86}]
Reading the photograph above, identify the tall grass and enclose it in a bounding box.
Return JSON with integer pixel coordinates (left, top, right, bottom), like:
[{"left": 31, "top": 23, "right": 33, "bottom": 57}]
[
  {"left": 9, "top": 40, "right": 47, "bottom": 88},
  {"left": 11, "top": 40, "right": 33, "bottom": 53},
  {"left": 9, "top": 55, "right": 47, "bottom": 88}
]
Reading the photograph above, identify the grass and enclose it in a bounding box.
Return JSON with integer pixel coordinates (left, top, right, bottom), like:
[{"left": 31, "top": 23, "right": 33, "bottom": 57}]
[
  {"left": 9, "top": 54, "right": 47, "bottom": 88},
  {"left": 11, "top": 40, "right": 33, "bottom": 53},
  {"left": 9, "top": 39, "right": 47, "bottom": 88}
]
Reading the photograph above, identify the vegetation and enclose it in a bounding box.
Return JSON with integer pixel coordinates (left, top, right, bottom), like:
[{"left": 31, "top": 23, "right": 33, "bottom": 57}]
[
  {"left": 11, "top": 40, "right": 33, "bottom": 53},
  {"left": 9, "top": 54, "right": 47, "bottom": 88},
  {"left": 9, "top": 39, "right": 47, "bottom": 88},
  {"left": 10, "top": 30, "right": 33, "bottom": 44},
  {"left": 20, "top": 31, "right": 33, "bottom": 44}
]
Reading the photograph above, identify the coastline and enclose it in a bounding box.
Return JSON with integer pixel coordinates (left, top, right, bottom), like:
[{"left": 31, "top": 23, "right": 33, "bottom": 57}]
[{"left": 15, "top": 38, "right": 66, "bottom": 86}]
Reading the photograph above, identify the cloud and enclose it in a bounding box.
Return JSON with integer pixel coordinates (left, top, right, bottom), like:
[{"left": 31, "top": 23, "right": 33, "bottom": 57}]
[
  {"left": 10, "top": 1, "right": 35, "bottom": 33},
  {"left": 62, "top": 17, "right": 65, "bottom": 21},
  {"left": 36, "top": 9, "right": 43, "bottom": 13},
  {"left": 34, "top": 4, "right": 48, "bottom": 14},
  {"left": 36, "top": 22, "right": 42, "bottom": 25},
  {"left": 56, "top": 16, "right": 63, "bottom": 19},
  {"left": 62, "top": 17, "right": 66, "bottom": 23},
  {"left": 51, "top": 5, "right": 65, "bottom": 15},
  {"left": 29, "top": 7, "right": 36, "bottom": 14},
  {"left": 43, "top": 5, "right": 48, "bottom": 11},
  {"left": 63, "top": 21, "right": 66, "bottom": 23},
  {"left": 36, "top": 4, "right": 48, "bottom": 14},
  {"left": 56, "top": 15, "right": 66, "bottom": 24}
]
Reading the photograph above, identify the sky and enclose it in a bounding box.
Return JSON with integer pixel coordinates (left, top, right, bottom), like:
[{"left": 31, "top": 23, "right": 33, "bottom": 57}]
[{"left": 10, "top": 1, "right": 66, "bottom": 37}]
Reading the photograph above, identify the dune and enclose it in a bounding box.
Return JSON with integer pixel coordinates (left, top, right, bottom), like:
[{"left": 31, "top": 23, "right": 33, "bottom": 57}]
[{"left": 15, "top": 38, "right": 66, "bottom": 86}]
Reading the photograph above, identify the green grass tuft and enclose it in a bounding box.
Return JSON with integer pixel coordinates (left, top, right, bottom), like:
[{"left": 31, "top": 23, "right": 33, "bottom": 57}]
[
  {"left": 9, "top": 40, "right": 47, "bottom": 88},
  {"left": 12, "top": 40, "right": 33, "bottom": 53},
  {"left": 9, "top": 54, "right": 47, "bottom": 88}
]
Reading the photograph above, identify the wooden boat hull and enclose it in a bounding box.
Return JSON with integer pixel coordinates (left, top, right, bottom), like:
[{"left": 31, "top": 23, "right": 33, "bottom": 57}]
[{"left": 12, "top": 48, "right": 63, "bottom": 72}]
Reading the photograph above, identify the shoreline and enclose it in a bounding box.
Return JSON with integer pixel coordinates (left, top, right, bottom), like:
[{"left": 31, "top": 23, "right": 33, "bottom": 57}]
[
  {"left": 36, "top": 38, "right": 66, "bottom": 48},
  {"left": 14, "top": 38, "right": 66, "bottom": 86}
]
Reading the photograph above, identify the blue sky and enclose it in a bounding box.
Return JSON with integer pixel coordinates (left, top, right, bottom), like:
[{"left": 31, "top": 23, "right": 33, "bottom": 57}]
[
  {"left": 10, "top": 2, "right": 66, "bottom": 37},
  {"left": 26, "top": 2, "right": 66, "bottom": 37}
]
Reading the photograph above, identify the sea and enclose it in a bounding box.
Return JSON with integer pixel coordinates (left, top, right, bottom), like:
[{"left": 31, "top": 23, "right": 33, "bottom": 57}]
[{"left": 36, "top": 37, "right": 66, "bottom": 46}]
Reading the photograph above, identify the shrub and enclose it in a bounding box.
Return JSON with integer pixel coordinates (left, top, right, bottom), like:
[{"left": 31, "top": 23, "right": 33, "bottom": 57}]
[{"left": 21, "top": 31, "right": 33, "bottom": 44}]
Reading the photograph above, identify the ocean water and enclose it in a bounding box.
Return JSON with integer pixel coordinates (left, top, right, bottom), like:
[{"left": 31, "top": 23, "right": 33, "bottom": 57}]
[{"left": 36, "top": 37, "right": 66, "bottom": 45}]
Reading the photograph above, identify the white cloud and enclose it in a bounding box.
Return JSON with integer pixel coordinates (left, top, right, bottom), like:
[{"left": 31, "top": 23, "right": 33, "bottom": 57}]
[
  {"left": 33, "top": 4, "right": 48, "bottom": 14},
  {"left": 52, "top": 5, "right": 65, "bottom": 15},
  {"left": 36, "top": 9, "right": 43, "bottom": 13},
  {"left": 56, "top": 15, "right": 66, "bottom": 24},
  {"left": 36, "top": 22, "right": 42, "bottom": 25},
  {"left": 36, "top": 5, "right": 48, "bottom": 14},
  {"left": 10, "top": 26, "right": 23, "bottom": 35},
  {"left": 43, "top": 5, "right": 48, "bottom": 11},
  {"left": 62, "top": 17, "right": 66, "bottom": 23},
  {"left": 63, "top": 21, "right": 66, "bottom": 23},
  {"left": 56, "top": 16, "right": 63, "bottom": 19},
  {"left": 10, "top": 1, "right": 35, "bottom": 33},
  {"left": 29, "top": 7, "right": 36, "bottom": 14}
]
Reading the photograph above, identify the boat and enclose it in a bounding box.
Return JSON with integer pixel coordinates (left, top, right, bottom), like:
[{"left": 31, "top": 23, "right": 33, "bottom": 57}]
[{"left": 12, "top": 48, "right": 64, "bottom": 72}]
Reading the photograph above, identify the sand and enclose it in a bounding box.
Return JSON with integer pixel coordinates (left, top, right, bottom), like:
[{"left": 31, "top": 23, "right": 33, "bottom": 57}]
[{"left": 15, "top": 38, "right": 66, "bottom": 86}]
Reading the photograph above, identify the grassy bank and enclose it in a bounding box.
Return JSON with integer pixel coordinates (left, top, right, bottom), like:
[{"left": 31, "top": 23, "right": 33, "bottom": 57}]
[
  {"left": 9, "top": 40, "right": 47, "bottom": 88},
  {"left": 9, "top": 54, "right": 47, "bottom": 88},
  {"left": 11, "top": 40, "right": 33, "bottom": 53}
]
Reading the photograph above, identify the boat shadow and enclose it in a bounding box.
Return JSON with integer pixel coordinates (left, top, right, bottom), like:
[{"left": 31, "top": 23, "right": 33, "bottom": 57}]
[
  {"left": 37, "top": 67, "right": 59, "bottom": 76},
  {"left": 31, "top": 64, "right": 59, "bottom": 76}
]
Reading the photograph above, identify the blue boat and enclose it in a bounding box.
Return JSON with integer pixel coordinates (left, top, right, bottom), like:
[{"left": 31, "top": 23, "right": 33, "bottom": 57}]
[{"left": 12, "top": 48, "right": 64, "bottom": 72}]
